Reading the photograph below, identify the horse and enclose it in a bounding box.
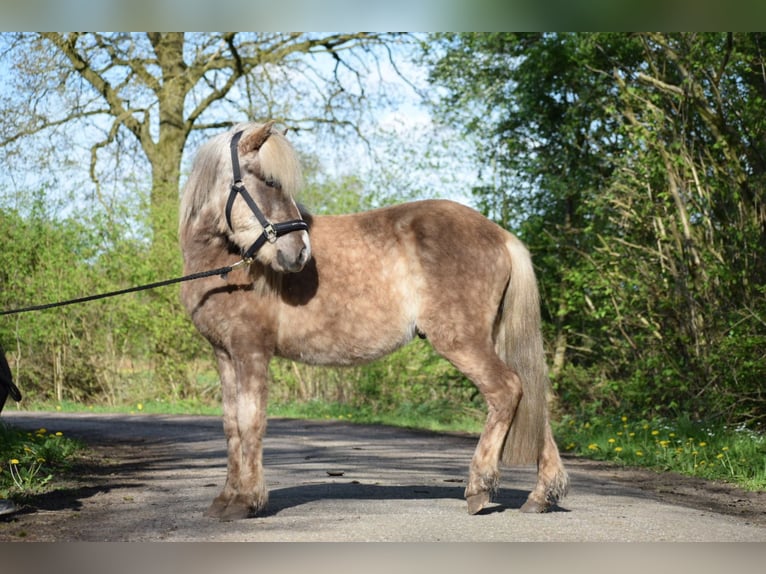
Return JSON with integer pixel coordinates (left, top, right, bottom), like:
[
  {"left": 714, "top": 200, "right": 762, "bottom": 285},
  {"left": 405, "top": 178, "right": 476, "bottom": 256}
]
[{"left": 179, "top": 121, "right": 569, "bottom": 521}]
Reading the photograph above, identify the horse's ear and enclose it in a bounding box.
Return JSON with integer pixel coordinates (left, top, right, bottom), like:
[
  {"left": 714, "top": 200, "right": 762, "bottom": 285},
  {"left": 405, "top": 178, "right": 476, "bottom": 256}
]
[{"left": 239, "top": 120, "right": 276, "bottom": 154}]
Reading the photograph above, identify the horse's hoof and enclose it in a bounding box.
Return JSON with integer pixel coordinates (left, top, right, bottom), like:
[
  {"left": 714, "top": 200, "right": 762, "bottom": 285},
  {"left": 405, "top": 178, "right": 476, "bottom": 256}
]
[
  {"left": 466, "top": 491, "right": 491, "bottom": 515},
  {"left": 205, "top": 496, "right": 229, "bottom": 519},
  {"left": 219, "top": 500, "right": 254, "bottom": 522},
  {"left": 520, "top": 498, "right": 546, "bottom": 513}
]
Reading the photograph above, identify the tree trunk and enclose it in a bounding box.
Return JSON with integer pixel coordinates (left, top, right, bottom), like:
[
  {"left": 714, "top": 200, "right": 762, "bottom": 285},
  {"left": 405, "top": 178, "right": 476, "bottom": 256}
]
[
  {"left": 147, "top": 33, "right": 190, "bottom": 274},
  {"left": 148, "top": 132, "right": 186, "bottom": 275}
]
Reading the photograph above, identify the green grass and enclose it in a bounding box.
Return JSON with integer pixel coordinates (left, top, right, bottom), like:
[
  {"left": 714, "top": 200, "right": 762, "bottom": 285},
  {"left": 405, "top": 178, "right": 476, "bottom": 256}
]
[
  {"left": 14, "top": 398, "right": 223, "bottom": 416},
  {"left": 0, "top": 422, "right": 84, "bottom": 500},
  {"left": 12, "top": 397, "right": 484, "bottom": 434},
  {"left": 269, "top": 400, "right": 485, "bottom": 434},
  {"left": 554, "top": 413, "right": 766, "bottom": 491}
]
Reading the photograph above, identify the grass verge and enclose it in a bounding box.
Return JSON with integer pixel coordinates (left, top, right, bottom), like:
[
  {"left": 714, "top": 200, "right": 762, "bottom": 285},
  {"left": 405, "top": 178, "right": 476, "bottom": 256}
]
[
  {"left": 554, "top": 413, "right": 766, "bottom": 491},
  {"left": 268, "top": 400, "right": 485, "bottom": 434},
  {"left": 0, "top": 421, "right": 83, "bottom": 501}
]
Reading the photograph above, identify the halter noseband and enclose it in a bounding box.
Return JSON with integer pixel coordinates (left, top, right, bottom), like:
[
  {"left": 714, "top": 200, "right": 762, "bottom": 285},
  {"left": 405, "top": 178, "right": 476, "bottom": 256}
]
[{"left": 225, "top": 130, "right": 309, "bottom": 262}]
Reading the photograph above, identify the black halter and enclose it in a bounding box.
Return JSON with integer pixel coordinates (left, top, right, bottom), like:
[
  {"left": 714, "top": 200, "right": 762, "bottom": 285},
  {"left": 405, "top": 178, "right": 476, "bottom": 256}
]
[{"left": 225, "top": 130, "right": 309, "bottom": 262}]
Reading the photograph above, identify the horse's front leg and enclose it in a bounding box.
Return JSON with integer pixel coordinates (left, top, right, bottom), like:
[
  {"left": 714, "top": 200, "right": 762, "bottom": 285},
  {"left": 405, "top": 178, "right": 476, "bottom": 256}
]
[{"left": 207, "top": 348, "right": 270, "bottom": 521}]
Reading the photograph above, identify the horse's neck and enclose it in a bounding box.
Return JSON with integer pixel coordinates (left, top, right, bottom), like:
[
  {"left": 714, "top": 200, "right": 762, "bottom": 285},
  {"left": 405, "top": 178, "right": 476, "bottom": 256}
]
[
  {"left": 181, "top": 221, "right": 240, "bottom": 273},
  {"left": 180, "top": 216, "right": 285, "bottom": 300}
]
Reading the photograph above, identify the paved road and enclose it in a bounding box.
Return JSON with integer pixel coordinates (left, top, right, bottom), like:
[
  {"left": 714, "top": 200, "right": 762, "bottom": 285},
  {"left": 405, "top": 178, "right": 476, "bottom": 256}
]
[{"left": 1, "top": 411, "right": 764, "bottom": 541}]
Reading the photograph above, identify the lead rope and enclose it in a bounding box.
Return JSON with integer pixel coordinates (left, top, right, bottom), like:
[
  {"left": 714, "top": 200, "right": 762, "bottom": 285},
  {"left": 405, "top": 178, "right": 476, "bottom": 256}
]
[{"left": 0, "top": 258, "right": 250, "bottom": 317}]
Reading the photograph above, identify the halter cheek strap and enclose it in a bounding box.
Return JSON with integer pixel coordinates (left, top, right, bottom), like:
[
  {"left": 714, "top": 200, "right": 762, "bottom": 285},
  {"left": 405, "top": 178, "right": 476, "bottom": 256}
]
[{"left": 225, "top": 130, "right": 309, "bottom": 262}]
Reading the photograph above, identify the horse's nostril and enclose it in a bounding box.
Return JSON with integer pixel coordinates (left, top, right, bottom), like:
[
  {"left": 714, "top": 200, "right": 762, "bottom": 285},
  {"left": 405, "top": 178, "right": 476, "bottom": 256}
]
[{"left": 277, "top": 246, "right": 309, "bottom": 273}]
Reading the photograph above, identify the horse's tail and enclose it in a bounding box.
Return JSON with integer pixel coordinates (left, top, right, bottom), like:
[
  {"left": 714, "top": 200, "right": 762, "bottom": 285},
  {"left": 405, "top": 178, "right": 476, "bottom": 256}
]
[{"left": 496, "top": 235, "right": 551, "bottom": 466}]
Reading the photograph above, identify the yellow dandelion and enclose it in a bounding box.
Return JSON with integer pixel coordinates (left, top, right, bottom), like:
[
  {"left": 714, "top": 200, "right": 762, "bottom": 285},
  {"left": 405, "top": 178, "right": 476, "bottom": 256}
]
[
  {"left": 9, "top": 459, "right": 19, "bottom": 465},
  {"left": 137, "top": 403, "right": 143, "bottom": 411},
  {"left": 651, "top": 430, "right": 659, "bottom": 436},
  {"left": 588, "top": 443, "right": 599, "bottom": 451},
  {"left": 716, "top": 453, "right": 724, "bottom": 459},
  {"left": 614, "top": 447, "right": 623, "bottom": 453},
  {"left": 635, "top": 451, "right": 644, "bottom": 457},
  {"left": 55, "top": 432, "right": 63, "bottom": 437},
  {"left": 699, "top": 441, "right": 707, "bottom": 447},
  {"left": 629, "top": 432, "right": 636, "bottom": 437},
  {"left": 608, "top": 438, "right": 616, "bottom": 444},
  {"left": 669, "top": 432, "right": 676, "bottom": 438},
  {"left": 621, "top": 416, "right": 628, "bottom": 423},
  {"left": 36, "top": 428, "right": 47, "bottom": 435},
  {"left": 721, "top": 446, "right": 729, "bottom": 451}
]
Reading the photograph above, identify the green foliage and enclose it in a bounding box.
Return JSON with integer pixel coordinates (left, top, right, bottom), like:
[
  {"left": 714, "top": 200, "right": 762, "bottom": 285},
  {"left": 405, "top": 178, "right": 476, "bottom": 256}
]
[
  {"left": 425, "top": 32, "right": 766, "bottom": 427},
  {"left": 0, "top": 188, "right": 209, "bottom": 407},
  {"left": 555, "top": 414, "right": 766, "bottom": 490},
  {"left": 0, "top": 423, "right": 83, "bottom": 499}
]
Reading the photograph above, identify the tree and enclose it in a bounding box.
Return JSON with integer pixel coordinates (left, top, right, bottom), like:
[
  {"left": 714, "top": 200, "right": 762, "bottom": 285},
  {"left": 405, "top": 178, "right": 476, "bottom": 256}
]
[
  {"left": 425, "top": 33, "right": 766, "bottom": 424},
  {"left": 0, "top": 32, "right": 401, "bottom": 268}
]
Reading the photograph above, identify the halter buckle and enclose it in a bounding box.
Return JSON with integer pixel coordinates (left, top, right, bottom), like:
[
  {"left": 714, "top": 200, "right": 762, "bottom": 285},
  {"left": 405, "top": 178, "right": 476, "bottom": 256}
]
[{"left": 264, "top": 223, "right": 278, "bottom": 243}]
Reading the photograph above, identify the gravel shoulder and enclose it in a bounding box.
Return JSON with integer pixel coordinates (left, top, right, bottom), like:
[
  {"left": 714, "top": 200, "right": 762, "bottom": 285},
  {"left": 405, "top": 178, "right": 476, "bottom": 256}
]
[{"left": 1, "top": 411, "right": 764, "bottom": 542}]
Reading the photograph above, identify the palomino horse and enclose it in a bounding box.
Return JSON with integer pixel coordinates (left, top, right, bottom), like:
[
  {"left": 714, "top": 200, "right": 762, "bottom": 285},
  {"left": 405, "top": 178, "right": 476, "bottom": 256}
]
[{"left": 179, "top": 121, "right": 569, "bottom": 520}]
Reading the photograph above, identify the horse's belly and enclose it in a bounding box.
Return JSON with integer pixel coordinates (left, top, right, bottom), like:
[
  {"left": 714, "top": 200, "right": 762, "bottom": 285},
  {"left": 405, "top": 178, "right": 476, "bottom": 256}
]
[{"left": 275, "top": 303, "right": 416, "bottom": 366}]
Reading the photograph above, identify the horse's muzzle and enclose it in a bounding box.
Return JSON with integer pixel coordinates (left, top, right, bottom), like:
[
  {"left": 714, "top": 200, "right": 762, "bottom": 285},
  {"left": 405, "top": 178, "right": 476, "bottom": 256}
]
[{"left": 276, "top": 235, "right": 311, "bottom": 273}]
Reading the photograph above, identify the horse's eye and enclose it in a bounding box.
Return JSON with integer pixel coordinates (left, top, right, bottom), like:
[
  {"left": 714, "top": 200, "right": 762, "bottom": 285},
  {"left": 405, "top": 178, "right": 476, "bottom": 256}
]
[{"left": 264, "top": 176, "right": 279, "bottom": 188}]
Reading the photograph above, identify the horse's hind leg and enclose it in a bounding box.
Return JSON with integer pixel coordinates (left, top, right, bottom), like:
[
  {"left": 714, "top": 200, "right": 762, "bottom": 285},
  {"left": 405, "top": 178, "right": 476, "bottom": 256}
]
[
  {"left": 434, "top": 340, "right": 523, "bottom": 515},
  {"left": 521, "top": 419, "right": 569, "bottom": 513}
]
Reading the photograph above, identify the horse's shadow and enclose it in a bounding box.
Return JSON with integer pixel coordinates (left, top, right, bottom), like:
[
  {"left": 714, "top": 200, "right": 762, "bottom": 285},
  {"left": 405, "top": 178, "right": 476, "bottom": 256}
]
[
  {"left": 1, "top": 482, "right": 139, "bottom": 522},
  {"left": 259, "top": 481, "right": 569, "bottom": 517}
]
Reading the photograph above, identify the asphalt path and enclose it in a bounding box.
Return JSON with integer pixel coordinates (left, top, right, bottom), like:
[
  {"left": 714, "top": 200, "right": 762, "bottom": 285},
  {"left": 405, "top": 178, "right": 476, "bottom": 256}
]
[{"left": 1, "top": 411, "right": 764, "bottom": 542}]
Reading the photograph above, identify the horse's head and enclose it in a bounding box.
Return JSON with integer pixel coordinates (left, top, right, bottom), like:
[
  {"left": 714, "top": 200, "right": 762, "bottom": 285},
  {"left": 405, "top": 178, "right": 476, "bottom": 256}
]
[{"left": 225, "top": 122, "right": 311, "bottom": 273}]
